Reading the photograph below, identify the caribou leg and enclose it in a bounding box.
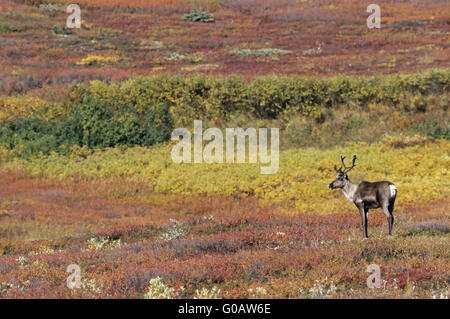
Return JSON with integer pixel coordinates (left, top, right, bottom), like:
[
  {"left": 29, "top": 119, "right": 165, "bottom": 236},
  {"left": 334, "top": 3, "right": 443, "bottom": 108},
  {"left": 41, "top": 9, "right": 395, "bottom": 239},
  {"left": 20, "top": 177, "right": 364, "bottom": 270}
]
[
  {"left": 357, "top": 204, "right": 368, "bottom": 239},
  {"left": 382, "top": 205, "right": 393, "bottom": 237},
  {"left": 388, "top": 202, "right": 395, "bottom": 236}
]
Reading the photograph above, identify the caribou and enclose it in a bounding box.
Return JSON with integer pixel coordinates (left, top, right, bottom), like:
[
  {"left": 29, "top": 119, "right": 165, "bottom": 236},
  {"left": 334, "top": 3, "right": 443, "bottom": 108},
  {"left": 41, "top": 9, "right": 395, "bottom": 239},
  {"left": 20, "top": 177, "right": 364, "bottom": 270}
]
[{"left": 328, "top": 155, "right": 397, "bottom": 238}]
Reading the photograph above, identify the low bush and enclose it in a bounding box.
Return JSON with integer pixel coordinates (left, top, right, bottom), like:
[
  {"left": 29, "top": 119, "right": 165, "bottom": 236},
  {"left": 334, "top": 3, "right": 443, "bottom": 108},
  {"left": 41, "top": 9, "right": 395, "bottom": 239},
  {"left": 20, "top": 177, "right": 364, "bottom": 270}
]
[
  {"left": 412, "top": 119, "right": 450, "bottom": 140},
  {"left": 0, "top": 23, "right": 24, "bottom": 33},
  {"left": 232, "top": 48, "right": 292, "bottom": 57},
  {"left": 0, "top": 70, "right": 448, "bottom": 158},
  {"left": 0, "top": 97, "right": 173, "bottom": 157},
  {"left": 76, "top": 55, "right": 120, "bottom": 67},
  {"left": 6, "top": 139, "right": 448, "bottom": 212},
  {"left": 69, "top": 69, "right": 449, "bottom": 126},
  {"left": 52, "top": 24, "right": 72, "bottom": 35},
  {"left": 381, "top": 135, "right": 429, "bottom": 148},
  {"left": 0, "top": 95, "right": 66, "bottom": 124},
  {"left": 0, "top": 117, "right": 81, "bottom": 158},
  {"left": 182, "top": 8, "right": 215, "bottom": 23},
  {"left": 74, "top": 97, "right": 172, "bottom": 148}
]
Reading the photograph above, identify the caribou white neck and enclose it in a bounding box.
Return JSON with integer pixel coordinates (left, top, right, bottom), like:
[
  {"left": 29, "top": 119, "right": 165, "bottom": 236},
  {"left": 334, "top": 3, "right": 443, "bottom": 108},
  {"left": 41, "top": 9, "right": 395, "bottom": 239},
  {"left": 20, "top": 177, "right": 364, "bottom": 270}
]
[{"left": 341, "top": 180, "right": 358, "bottom": 203}]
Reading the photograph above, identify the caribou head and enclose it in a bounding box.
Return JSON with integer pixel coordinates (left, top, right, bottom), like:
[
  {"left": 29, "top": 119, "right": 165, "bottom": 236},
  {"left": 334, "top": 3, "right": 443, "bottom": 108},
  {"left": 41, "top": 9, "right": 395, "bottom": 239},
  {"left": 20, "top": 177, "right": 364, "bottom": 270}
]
[{"left": 328, "top": 155, "right": 357, "bottom": 190}]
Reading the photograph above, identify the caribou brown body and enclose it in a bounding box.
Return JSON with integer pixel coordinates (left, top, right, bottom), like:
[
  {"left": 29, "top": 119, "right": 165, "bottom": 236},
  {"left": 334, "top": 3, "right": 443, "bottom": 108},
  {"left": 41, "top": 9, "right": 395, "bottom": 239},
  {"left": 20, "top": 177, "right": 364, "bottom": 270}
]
[{"left": 328, "top": 155, "right": 397, "bottom": 238}]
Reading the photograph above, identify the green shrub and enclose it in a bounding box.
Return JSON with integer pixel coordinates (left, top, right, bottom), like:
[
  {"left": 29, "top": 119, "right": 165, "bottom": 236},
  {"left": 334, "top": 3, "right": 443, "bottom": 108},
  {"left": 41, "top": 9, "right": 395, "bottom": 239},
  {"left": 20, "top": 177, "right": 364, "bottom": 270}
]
[
  {"left": 232, "top": 48, "right": 292, "bottom": 57},
  {"left": 182, "top": 8, "right": 214, "bottom": 23},
  {"left": 0, "top": 117, "right": 81, "bottom": 158},
  {"left": 0, "top": 97, "right": 173, "bottom": 158},
  {"left": 67, "top": 69, "right": 449, "bottom": 127},
  {"left": 1, "top": 69, "right": 448, "bottom": 158},
  {"left": 413, "top": 119, "right": 450, "bottom": 140},
  {"left": 52, "top": 24, "right": 72, "bottom": 35},
  {"left": 0, "top": 23, "right": 24, "bottom": 33},
  {"left": 75, "top": 97, "right": 172, "bottom": 148}
]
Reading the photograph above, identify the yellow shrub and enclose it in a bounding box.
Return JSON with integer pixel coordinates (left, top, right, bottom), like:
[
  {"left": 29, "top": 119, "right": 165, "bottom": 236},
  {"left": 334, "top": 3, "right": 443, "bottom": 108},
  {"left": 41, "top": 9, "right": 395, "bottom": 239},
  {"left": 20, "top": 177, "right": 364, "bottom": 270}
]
[
  {"left": 382, "top": 134, "right": 429, "bottom": 148},
  {"left": 69, "top": 145, "right": 91, "bottom": 161},
  {"left": 76, "top": 54, "right": 120, "bottom": 67},
  {"left": 0, "top": 147, "right": 9, "bottom": 163},
  {"left": 0, "top": 95, "right": 65, "bottom": 124},
  {"left": 6, "top": 140, "right": 449, "bottom": 215}
]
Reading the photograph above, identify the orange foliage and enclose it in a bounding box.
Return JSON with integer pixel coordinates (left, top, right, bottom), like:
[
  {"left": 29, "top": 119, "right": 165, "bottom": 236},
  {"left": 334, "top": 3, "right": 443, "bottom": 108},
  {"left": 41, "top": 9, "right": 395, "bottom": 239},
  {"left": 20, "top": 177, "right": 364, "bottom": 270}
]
[{"left": 0, "top": 172, "right": 448, "bottom": 298}]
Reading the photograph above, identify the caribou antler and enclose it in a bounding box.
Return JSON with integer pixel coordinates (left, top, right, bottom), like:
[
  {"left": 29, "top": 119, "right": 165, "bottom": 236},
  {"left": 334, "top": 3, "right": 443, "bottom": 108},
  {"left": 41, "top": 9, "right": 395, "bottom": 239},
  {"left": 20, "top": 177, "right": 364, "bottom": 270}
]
[
  {"left": 334, "top": 157, "right": 344, "bottom": 173},
  {"left": 334, "top": 155, "right": 357, "bottom": 173},
  {"left": 342, "top": 155, "right": 357, "bottom": 173}
]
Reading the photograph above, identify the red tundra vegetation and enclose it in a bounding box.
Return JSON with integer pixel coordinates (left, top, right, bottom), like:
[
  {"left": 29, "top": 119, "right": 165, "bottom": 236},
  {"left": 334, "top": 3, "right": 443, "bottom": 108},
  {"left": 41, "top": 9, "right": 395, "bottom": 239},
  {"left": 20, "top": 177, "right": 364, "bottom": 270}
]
[
  {"left": 0, "top": 172, "right": 448, "bottom": 298},
  {"left": 0, "top": 0, "right": 448, "bottom": 299}
]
